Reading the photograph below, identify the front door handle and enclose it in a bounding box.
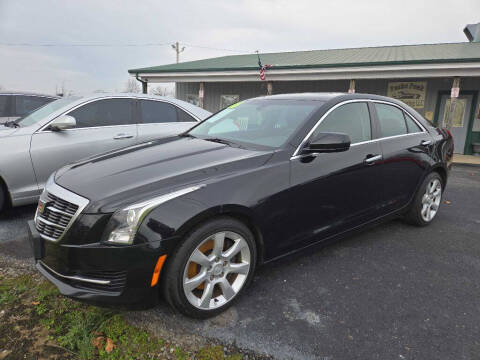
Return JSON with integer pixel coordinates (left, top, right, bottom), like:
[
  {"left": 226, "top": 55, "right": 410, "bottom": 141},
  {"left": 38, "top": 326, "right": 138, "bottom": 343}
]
[
  {"left": 364, "top": 154, "right": 382, "bottom": 165},
  {"left": 113, "top": 133, "right": 134, "bottom": 140},
  {"left": 421, "top": 139, "right": 432, "bottom": 146}
]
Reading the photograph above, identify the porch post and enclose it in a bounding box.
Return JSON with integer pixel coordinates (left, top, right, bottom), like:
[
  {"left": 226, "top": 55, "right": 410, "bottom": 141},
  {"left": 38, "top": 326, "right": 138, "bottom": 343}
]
[
  {"left": 445, "top": 77, "right": 461, "bottom": 130},
  {"left": 348, "top": 79, "right": 356, "bottom": 94},
  {"left": 267, "top": 81, "right": 273, "bottom": 95},
  {"left": 199, "top": 82, "right": 205, "bottom": 109}
]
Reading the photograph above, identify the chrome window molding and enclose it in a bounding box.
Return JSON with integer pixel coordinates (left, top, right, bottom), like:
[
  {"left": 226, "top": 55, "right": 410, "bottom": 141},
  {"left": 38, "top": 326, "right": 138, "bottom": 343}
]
[
  {"left": 136, "top": 98, "right": 202, "bottom": 123},
  {"left": 34, "top": 177, "right": 89, "bottom": 242},
  {"left": 291, "top": 98, "right": 429, "bottom": 159},
  {"left": 38, "top": 261, "right": 111, "bottom": 285},
  {"left": 37, "top": 96, "right": 201, "bottom": 133},
  {"left": 369, "top": 99, "right": 428, "bottom": 133}
]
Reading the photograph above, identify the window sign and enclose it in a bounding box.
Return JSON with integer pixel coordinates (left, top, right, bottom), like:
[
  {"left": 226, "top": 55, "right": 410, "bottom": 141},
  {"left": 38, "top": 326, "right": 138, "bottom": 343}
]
[
  {"left": 442, "top": 98, "right": 467, "bottom": 128},
  {"left": 387, "top": 81, "right": 427, "bottom": 109},
  {"left": 220, "top": 95, "right": 240, "bottom": 109}
]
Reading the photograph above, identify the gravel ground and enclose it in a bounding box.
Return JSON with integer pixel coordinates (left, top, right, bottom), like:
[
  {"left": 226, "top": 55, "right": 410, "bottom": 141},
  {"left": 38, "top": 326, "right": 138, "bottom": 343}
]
[{"left": 1, "top": 165, "right": 479, "bottom": 360}]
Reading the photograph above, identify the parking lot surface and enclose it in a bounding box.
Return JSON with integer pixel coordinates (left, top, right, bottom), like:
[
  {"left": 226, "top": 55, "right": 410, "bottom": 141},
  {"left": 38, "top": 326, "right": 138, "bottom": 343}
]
[{"left": 1, "top": 165, "right": 479, "bottom": 360}]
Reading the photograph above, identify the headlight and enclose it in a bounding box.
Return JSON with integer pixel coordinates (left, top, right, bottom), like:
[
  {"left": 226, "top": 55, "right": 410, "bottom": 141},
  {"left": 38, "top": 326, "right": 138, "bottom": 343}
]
[{"left": 104, "top": 185, "right": 205, "bottom": 245}]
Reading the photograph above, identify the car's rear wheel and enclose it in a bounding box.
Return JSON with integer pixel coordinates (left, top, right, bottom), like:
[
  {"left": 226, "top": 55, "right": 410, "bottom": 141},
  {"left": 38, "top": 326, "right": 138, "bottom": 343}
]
[
  {"left": 162, "top": 217, "right": 257, "bottom": 318},
  {"left": 405, "top": 172, "right": 443, "bottom": 226}
]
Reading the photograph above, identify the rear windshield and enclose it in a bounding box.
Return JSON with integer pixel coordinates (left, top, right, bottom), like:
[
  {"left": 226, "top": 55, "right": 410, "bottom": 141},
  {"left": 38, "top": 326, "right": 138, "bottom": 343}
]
[
  {"left": 188, "top": 99, "right": 322, "bottom": 149},
  {"left": 16, "top": 96, "right": 81, "bottom": 127}
]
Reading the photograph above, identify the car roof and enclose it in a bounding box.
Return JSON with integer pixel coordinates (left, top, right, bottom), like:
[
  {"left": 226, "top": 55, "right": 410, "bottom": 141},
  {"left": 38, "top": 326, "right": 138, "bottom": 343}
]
[
  {"left": 257, "top": 92, "right": 414, "bottom": 103},
  {"left": 0, "top": 91, "right": 59, "bottom": 98},
  {"left": 258, "top": 92, "right": 347, "bottom": 101}
]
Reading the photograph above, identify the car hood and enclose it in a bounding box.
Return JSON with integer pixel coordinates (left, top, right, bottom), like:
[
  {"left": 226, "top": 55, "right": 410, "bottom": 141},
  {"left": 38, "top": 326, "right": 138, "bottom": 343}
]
[
  {"left": 0, "top": 127, "right": 18, "bottom": 137},
  {"left": 55, "top": 137, "right": 274, "bottom": 213}
]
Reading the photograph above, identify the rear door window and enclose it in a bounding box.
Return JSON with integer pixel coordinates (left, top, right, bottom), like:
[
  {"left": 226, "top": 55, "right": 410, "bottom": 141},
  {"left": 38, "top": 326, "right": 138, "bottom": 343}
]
[
  {"left": 177, "top": 108, "right": 196, "bottom": 122},
  {"left": 404, "top": 113, "right": 423, "bottom": 133},
  {"left": 14, "top": 95, "right": 52, "bottom": 116},
  {"left": 140, "top": 100, "right": 178, "bottom": 123},
  {"left": 68, "top": 99, "right": 134, "bottom": 128},
  {"left": 375, "top": 103, "right": 408, "bottom": 138}
]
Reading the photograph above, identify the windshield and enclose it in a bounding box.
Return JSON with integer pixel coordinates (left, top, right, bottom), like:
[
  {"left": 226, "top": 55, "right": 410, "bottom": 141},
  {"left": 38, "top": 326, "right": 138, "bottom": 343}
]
[
  {"left": 16, "top": 96, "right": 81, "bottom": 127},
  {"left": 188, "top": 99, "right": 321, "bottom": 149}
]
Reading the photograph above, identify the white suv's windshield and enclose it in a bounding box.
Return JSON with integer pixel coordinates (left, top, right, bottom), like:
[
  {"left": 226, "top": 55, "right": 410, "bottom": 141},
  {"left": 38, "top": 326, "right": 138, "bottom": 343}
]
[
  {"left": 188, "top": 99, "right": 321, "bottom": 149},
  {"left": 16, "top": 96, "right": 81, "bottom": 127}
]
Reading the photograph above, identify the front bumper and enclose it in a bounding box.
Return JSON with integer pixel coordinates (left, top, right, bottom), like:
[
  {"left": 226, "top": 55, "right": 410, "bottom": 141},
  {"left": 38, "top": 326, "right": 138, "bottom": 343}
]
[{"left": 28, "top": 220, "right": 167, "bottom": 307}]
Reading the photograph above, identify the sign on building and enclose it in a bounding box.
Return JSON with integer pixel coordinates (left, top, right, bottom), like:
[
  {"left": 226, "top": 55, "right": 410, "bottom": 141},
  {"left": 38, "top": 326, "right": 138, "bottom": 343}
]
[{"left": 387, "top": 81, "right": 427, "bottom": 109}]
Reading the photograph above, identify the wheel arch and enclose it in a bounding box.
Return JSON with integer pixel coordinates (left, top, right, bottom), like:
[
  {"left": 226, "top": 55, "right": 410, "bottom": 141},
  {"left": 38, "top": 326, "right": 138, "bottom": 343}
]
[
  {"left": 430, "top": 165, "right": 448, "bottom": 188},
  {"left": 174, "top": 204, "right": 265, "bottom": 265}
]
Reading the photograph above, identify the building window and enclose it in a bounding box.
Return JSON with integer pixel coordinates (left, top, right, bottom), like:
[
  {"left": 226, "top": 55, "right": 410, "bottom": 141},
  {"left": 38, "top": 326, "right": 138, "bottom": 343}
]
[{"left": 220, "top": 95, "right": 240, "bottom": 109}]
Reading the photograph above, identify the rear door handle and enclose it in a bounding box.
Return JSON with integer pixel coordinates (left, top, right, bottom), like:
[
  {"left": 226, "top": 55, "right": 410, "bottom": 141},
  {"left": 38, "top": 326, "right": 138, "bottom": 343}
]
[
  {"left": 364, "top": 154, "right": 382, "bottom": 165},
  {"left": 113, "top": 133, "right": 134, "bottom": 140},
  {"left": 421, "top": 140, "right": 432, "bottom": 146}
]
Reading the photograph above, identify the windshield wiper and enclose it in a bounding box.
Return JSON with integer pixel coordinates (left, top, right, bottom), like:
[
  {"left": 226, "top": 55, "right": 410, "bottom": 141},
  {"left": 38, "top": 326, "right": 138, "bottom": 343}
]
[
  {"left": 203, "top": 137, "right": 234, "bottom": 146},
  {"left": 179, "top": 133, "right": 196, "bottom": 138},
  {"left": 4, "top": 121, "right": 20, "bottom": 128}
]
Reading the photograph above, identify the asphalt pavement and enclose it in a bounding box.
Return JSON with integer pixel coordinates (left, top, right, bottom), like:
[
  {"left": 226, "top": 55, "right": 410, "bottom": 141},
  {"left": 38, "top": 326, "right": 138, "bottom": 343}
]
[{"left": 1, "top": 165, "right": 479, "bottom": 360}]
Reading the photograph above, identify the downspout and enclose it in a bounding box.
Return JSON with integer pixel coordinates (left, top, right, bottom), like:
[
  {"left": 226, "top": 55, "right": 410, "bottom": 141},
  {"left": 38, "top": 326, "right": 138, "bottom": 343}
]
[{"left": 135, "top": 74, "right": 148, "bottom": 94}]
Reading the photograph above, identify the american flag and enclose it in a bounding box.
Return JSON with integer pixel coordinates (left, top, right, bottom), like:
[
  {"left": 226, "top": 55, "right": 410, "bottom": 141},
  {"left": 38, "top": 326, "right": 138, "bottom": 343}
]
[{"left": 257, "top": 54, "right": 271, "bottom": 81}]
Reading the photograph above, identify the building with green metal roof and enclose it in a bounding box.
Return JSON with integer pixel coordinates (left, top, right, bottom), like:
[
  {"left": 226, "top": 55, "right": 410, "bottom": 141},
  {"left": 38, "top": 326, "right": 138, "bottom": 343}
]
[{"left": 129, "top": 35, "right": 480, "bottom": 154}]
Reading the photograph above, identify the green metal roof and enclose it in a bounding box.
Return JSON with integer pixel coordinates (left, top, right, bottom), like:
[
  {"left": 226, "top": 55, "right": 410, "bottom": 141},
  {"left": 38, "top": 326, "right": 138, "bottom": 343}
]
[{"left": 129, "top": 42, "right": 480, "bottom": 74}]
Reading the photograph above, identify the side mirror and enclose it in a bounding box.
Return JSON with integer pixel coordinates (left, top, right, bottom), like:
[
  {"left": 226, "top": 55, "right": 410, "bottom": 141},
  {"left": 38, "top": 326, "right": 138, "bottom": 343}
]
[
  {"left": 49, "top": 115, "right": 76, "bottom": 131},
  {"left": 302, "top": 132, "right": 351, "bottom": 154}
]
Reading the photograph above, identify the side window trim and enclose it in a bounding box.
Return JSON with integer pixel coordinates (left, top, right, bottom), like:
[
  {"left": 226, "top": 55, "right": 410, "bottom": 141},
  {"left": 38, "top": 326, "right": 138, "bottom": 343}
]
[
  {"left": 371, "top": 100, "right": 427, "bottom": 134},
  {"left": 39, "top": 97, "right": 136, "bottom": 132},
  {"left": 291, "top": 99, "right": 428, "bottom": 159},
  {"left": 292, "top": 99, "right": 374, "bottom": 158},
  {"left": 137, "top": 98, "right": 200, "bottom": 124}
]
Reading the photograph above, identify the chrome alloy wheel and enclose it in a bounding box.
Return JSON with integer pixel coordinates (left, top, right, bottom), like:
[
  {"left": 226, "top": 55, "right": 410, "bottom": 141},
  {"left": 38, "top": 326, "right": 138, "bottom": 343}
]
[
  {"left": 421, "top": 178, "right": 442, "bottom": 222},
  {"left": 182, "top": 231, "right": 251, "bottom": 310}
]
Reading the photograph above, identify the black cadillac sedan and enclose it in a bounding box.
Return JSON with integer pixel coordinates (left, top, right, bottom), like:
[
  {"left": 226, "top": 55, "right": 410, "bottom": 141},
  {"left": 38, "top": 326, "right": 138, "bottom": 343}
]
[{"left": 29, "top": 93, "right": 453, "bottom": 318}]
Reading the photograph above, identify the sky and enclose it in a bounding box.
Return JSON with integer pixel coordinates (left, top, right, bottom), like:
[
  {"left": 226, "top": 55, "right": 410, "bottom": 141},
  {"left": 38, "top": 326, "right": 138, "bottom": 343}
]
[{"left": 0, "top": 0, "right": 479, "bottom": 95}]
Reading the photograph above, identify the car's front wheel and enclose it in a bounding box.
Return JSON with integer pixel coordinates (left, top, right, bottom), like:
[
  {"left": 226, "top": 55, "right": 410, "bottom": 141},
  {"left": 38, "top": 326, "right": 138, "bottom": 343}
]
[
  {"left": 162, "top": 217, "right": 257, "bottom": 318},
  {"left": 405, "top": 172, "right": 443, "bottom": 226}
]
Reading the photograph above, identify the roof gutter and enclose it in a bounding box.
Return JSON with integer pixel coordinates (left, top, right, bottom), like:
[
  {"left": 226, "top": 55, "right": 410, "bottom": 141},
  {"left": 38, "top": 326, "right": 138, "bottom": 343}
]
[
  {"left": 133, "top": 61, "right": 480, "bottom": 83},
  {"left": 135, "top": 74, "right": 148, "bottom": 94}
]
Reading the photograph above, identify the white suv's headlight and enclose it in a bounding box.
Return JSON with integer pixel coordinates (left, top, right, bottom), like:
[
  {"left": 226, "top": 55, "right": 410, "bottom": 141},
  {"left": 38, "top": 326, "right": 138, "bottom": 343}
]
[{"left": 105, "top": 185, "right": 205, "bottom": 245}]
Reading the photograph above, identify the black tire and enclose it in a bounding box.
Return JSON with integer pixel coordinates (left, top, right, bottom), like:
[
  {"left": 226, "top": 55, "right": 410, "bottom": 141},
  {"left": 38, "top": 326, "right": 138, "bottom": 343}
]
[
  {"left": 404, "top": 172, "right": 443, "bottom": 227},
  {"left": 161, "top": 217, "right": 257, "bottom": 318}
]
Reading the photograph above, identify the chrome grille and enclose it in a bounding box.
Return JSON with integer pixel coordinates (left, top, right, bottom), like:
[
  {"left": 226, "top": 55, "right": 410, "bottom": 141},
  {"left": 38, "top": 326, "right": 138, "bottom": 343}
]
[{"left": 34, "top": 178, "right": 89, "bottom": 242}]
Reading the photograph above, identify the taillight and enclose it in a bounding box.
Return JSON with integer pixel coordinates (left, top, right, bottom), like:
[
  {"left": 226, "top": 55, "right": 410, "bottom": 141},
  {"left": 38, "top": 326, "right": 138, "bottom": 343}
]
[{"left": 444, "top": 128, "right": 454, "bottom": 153}]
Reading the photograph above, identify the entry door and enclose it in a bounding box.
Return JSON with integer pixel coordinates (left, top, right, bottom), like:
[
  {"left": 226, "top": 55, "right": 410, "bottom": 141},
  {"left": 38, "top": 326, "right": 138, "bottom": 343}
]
[{"left": 438, "top": 94, "right": 473, "bottom": 153}]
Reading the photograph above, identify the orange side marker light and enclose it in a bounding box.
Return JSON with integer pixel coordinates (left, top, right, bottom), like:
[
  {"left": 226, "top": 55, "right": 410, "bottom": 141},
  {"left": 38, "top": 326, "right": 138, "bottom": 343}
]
[{"left": 150, "top": 255, "right": 167, "bottom": 287}]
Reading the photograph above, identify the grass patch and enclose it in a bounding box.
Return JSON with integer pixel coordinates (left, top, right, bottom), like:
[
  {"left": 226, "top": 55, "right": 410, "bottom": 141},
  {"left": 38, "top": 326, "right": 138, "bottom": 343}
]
[{"left": 0, "top": 274, "right": 247, "bottom": 359}]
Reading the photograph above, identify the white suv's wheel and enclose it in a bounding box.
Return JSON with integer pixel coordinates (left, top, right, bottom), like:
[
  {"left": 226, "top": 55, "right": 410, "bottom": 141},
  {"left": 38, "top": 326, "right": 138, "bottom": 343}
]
[{"left": 162, "top": 217, "right": 256, "bottom": 318}]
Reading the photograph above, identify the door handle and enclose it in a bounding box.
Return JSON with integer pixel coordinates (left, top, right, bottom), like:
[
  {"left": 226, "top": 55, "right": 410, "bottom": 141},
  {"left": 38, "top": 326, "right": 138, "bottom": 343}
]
[
  {"left": 420, "top": 139, "right": 432, "bottom": 146},
  {"left": 113, "top": 133, "right": 134, "bottom": 140},
  {"left": 364, "top": 154, "right": 382, "bottom": 165}
]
